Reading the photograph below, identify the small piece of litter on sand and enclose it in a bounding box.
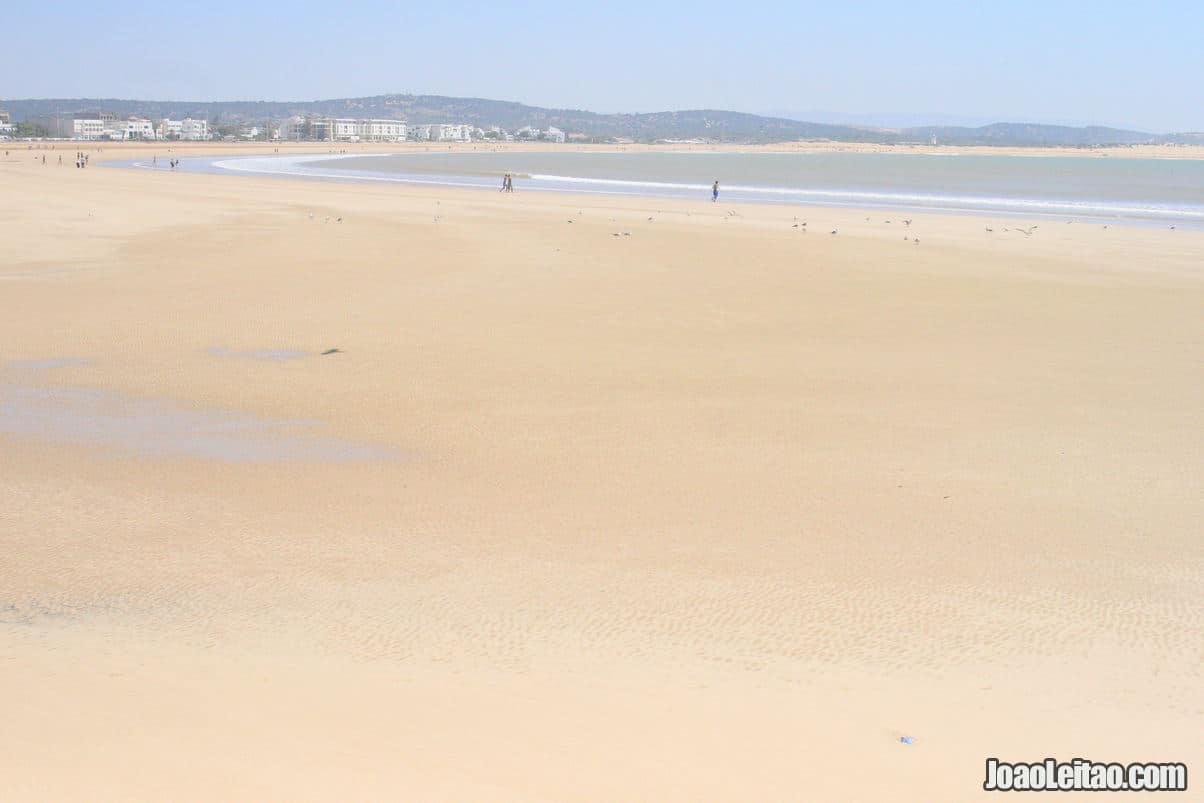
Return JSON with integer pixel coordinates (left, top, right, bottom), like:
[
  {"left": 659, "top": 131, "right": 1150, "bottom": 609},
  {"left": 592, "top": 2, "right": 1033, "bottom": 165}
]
[
  {"left": 321, "top": 348, "right": 342, "bottom": 355},
  {"left": 899, "top": 736, "right": 915, "bottom": 744}
]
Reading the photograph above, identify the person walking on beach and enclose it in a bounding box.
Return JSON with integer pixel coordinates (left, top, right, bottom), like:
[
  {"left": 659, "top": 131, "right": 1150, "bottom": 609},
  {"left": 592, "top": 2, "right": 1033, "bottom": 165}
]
[
  {"left": 712, "top": 180, "right": 719, "bottom": 202},
  {"left": 500, "top": 173, "right": 508, "bottom": 192}
]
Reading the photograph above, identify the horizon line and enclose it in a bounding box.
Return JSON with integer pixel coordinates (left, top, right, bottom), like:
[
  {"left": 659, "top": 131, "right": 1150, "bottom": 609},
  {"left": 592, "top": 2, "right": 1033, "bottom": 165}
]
[{"left": 3, "top": 93, "right": 1199, "bottom": 135}]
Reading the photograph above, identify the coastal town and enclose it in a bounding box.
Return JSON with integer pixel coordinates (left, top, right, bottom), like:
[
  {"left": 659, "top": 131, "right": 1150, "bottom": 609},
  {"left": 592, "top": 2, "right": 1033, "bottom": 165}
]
[{"left": 0, "top": 105, "right": 567, "bottom": 144}]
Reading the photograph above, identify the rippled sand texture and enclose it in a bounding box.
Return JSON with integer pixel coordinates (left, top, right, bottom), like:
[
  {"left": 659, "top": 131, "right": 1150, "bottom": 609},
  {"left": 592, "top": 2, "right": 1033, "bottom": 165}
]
[{"left": 1, "top": 145, "right": 1201, "bottom": 801}]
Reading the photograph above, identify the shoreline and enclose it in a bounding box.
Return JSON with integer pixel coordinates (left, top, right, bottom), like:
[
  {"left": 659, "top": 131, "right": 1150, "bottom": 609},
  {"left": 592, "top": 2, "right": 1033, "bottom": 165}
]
[{"left": 99, "top": 148, "right": 1204, "bottom": 228}]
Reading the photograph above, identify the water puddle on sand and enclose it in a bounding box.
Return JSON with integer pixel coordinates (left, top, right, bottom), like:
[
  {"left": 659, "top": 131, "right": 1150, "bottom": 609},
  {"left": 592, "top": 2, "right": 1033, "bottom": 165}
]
[
  {"left": 7, "top": 357, "right": 93, "bottom": 371},
  {"left": 208, "top": 346, "right": 309, "bottom": 361},
  {"left": 0, "top": 383, "right": 397, "bottom": 462}
]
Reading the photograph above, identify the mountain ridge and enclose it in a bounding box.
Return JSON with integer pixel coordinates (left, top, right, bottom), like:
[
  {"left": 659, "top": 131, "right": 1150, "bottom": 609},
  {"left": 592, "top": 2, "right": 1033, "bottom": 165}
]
[{"left": 3, "top": 94, "right": 1198, "bottom": 145}]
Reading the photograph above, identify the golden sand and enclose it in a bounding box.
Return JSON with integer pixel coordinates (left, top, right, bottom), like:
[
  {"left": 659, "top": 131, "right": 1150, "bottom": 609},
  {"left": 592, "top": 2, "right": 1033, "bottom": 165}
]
[{"left": 1, "top": 143, "right": 1201, "bottom": 800}]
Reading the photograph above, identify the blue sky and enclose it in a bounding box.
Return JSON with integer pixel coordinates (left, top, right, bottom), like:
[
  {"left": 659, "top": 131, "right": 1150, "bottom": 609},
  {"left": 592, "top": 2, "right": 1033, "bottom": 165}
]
[{"left": 5, "top": 0, "right": 1202, "bottom": 132}]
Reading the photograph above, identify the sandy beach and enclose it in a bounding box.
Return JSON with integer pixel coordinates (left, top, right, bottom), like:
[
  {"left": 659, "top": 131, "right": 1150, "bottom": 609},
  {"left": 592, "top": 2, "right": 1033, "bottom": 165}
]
[{"left": 2, "top": 143, "right": 1201, "bottom": 800}]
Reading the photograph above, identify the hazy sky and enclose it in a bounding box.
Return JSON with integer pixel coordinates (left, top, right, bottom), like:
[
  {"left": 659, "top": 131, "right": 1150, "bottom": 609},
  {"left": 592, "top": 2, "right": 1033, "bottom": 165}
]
[{"left": 5, "top": 0, "right": 1202, "bottom": 132}]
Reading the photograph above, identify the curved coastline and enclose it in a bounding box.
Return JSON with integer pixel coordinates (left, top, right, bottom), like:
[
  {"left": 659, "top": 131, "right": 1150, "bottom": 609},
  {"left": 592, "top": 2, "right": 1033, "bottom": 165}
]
[{"left": 108, "top": 151, "right": 1204, "bottom": 227}]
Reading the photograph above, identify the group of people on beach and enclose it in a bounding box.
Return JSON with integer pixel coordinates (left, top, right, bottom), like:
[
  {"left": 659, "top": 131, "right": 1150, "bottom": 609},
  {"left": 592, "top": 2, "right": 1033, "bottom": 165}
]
[
  {"left": 75, "top": 151, "right": 89, "bottom": 168},
  {"left": 499, "top": 173, "right": 514, "bottom": 192}
]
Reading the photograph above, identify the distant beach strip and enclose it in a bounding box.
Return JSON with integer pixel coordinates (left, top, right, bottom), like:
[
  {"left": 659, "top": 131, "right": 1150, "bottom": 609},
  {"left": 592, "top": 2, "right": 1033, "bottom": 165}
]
[{"left": 114, "top": 151, "right": 1204, "bottom": 226}]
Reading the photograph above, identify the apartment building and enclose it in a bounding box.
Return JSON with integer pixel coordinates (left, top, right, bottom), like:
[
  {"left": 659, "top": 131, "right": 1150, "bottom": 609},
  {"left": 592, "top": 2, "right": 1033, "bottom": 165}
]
[
  {"left": 293, "top": 117, "right": 408, "bottom": 142},
  {"left": 156, "top": 118, "right": 208, "bottom": 140}
]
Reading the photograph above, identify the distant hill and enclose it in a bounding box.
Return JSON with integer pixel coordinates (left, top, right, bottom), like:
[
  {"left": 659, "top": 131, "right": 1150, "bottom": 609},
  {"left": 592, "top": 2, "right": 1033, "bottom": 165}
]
[
  {"left": 897, "top": 122, "right": 1155, "bottom": 146},
  {"left": 1, "top": 94, "right": 1192, "bottom": 146}
]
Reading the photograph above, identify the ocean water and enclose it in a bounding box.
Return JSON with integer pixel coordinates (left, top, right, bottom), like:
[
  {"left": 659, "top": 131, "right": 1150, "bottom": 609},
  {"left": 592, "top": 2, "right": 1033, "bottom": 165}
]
[{"left": 124, "top": 150, "right": 1204, "bottom": 225}]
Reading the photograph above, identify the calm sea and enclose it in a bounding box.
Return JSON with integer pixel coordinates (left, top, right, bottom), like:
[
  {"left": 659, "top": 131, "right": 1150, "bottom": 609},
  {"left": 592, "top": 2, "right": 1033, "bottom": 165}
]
[{"left": 141, "top": 150, "right": 1204, "bottom": 224}]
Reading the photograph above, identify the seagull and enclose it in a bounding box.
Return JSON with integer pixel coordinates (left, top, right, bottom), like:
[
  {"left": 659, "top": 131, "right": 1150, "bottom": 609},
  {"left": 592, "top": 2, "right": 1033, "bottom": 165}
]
[
  {"left": 647, "top": 216, "right": 654, "bottom": 221},
  {"left": 336, "top": 217, "right": 342, "bottom": 223},
  {"left": 1170, "top": 225, "right": 1176, "bottom": 230},
  {"left": 622, "top": 232, "right": 631, "bottom": 236},
  {"left": 830, "top": 229, "right": 838, "bottom": 235},
  {"left": 903, "top": 219, "right": 912, "bottom": 227},
  {"left": 985, "top": 226, "right": 994, "bottom": 232}
]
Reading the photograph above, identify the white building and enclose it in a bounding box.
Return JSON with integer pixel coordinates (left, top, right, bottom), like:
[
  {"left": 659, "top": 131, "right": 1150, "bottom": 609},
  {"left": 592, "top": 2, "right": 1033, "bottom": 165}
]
[
  {"left": 544, "top": 126, "right": 566, "bottom": 143},
  {"left": 180, "top": 118, "right": 208, "bottom": 141},
  {"left": 158, "top": 118, "right": 209, "bottom": 141},
  {"left": 291, "top": 117, "right": 407, "bottom": 142},
  {"left": 357, "top": 118, "right": 407, "bottom": 141},
  {"left": 73, "top": 118, "right": 105, "bottom": 139},
  {"left": 425, "top": 123, "right": 472, "bottom": 142},
  {"left": 118, "top": 117, "right": 156, "bottom": 140}
]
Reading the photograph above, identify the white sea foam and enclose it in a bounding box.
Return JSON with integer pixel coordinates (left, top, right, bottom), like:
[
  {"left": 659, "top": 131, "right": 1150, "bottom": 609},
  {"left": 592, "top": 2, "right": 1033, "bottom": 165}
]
[{"left": 124, "top": 153, "right": 1204, "bottom": 224}]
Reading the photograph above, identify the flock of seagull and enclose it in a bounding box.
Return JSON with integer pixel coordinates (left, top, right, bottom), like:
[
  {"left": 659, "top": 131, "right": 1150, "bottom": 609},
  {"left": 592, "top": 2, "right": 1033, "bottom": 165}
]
[{"left": 304, "top": 204, "right": 1184, "bottom": 242}]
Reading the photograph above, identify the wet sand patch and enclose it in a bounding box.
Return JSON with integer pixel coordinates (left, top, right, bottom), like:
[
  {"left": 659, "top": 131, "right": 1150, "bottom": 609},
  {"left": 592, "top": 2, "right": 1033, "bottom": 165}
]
[
  {"left": 207, "top": 346, "right": 309, "bottom": 361},
  {"left": 5, "top": 357, "right": 92, "bottom": 371},
  {"left": 0, "top": 383, "right": 398, "bottom": 462}
]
